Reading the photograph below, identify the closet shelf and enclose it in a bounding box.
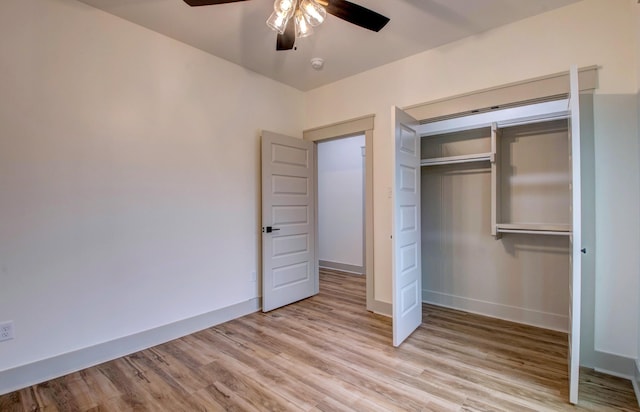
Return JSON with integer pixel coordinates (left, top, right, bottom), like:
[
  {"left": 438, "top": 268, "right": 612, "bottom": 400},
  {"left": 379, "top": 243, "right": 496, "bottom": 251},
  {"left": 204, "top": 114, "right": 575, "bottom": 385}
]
[
  {"left": 421, "top": 152, "right": 493, "bottom": 167},
  {"left": 496, "top": 223, "right": 572, "bottom": 236}
]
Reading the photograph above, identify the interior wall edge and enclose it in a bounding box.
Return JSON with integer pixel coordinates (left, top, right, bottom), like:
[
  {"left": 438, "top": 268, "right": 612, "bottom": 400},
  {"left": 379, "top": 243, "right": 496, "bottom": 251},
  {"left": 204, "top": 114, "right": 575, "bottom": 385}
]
[
  {"left": 0, "top": 297, "right": 260, "bottom": 396},
  {"left": 422, "top": 289, "right": 568, "bottom": 332},
  {"left": 637, "top": 89, "right": 640, "bottom": 410}
]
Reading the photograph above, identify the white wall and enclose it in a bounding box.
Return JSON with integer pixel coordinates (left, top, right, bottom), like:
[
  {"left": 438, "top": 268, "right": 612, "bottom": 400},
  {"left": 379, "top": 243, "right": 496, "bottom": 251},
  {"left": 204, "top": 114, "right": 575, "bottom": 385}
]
[
  {"left": 0, "top": 0, "right": 303, "bottom": 376},
  {"left": 317, "top": 135, "right": 365, "bottom": 269},
  {"left": 635, "top": 0, "right": 640, "bottom": 382},
  {"left": 305, "top": 0, "right": 640, "bottom": 359}
]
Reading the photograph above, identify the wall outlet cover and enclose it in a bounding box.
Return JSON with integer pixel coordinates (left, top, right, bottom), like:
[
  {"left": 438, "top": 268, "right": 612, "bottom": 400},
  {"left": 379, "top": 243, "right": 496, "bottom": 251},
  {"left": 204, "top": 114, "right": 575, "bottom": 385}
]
[{"left": 0, "top": 321, "right": 14, "bottom": 342}]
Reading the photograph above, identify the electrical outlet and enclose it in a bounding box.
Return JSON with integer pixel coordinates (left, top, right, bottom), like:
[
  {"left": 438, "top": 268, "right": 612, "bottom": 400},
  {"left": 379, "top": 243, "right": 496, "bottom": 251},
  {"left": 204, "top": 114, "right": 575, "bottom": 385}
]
[
  {"left": 250, "top": 271, "right": 257, "bottom": 282},
  {"left": 0, "top": 321, "right": 14, "bottom": 342}
]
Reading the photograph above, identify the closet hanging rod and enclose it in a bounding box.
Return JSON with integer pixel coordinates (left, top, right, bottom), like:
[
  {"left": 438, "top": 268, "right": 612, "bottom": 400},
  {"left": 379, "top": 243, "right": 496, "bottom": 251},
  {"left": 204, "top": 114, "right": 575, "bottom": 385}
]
[{"left": 421, "top": 152, "right": 492, "bottom": 167}]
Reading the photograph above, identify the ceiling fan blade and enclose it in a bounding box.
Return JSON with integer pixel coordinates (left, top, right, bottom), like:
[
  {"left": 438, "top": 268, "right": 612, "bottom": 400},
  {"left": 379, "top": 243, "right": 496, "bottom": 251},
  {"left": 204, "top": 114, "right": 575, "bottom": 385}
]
[
  {"left": 183, "top": 0, "right": 247, "bottom": 6},
  {"left": 325, "top": 0, "right": 389, "bottom": 32},
  {"left": 276, "top": 18, "right": 296, "bottom": 51}
]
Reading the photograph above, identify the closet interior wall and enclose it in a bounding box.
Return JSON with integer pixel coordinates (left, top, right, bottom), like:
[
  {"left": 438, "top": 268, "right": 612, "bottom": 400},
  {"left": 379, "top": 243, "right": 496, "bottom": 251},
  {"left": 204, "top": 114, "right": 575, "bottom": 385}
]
[{"left": 421, "top": 120, "right": 572, "bottom": 332}]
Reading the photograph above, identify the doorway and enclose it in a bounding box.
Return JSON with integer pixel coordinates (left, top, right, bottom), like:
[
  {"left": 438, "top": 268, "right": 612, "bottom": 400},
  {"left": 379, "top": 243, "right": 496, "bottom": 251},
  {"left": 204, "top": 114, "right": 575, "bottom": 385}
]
[
  {"left": 317, "top": 135, "right": 366, "bottom": 276},
  {"left": 303, "top": 115, "right": 388, "bottom": 314}
]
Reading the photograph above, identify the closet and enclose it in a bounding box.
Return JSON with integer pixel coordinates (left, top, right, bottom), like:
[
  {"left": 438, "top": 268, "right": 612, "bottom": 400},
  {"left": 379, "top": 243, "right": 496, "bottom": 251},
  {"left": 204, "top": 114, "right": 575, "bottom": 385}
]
[
  {"left": 391, "top": 67, "right": 583, "bottom": 404},
  {"left": 420, "top": 117, "right": 571, "bottom": 330}
]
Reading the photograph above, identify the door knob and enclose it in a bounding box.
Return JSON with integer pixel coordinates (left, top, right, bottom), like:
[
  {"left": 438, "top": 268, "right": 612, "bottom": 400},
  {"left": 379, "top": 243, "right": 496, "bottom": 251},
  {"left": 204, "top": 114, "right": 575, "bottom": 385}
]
[{"left": 263, "top": 226, "right": 280, "bottom": 233}]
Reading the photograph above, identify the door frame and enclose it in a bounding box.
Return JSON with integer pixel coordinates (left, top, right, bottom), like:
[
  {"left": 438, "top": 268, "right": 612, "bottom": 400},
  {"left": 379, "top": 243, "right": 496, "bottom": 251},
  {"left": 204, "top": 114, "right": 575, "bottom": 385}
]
[{"left": 304, "top": 115, "right": 387, "bottom": 314}]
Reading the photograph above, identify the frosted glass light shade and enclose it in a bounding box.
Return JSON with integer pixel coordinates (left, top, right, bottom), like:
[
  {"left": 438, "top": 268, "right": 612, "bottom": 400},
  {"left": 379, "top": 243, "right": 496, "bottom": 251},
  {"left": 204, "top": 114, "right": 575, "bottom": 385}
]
[
  {"left": 294, "top": 10, "right": 313, "bottom": 38},
  {"left": 300, "top": 0, "right": 326, "bottom": 26}
]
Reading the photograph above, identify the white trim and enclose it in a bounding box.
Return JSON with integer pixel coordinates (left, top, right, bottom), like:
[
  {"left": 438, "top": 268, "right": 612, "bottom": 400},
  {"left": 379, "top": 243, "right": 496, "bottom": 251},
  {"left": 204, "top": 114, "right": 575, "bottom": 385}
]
[
  {"left": 634, "top": 359, "right": 640, "bottom": 408},
  {"left": 304, "top": 116, "right": 376, "bottom": 313},
  {"left": 361, "top": 145, "right": 366, "bottom": 277},
  {"left": 403, "top": 66, "right": 598, "bottom": 122},
  {"left": 589, "top": 353, "right": 640, "bottom": 380},
  {"left": 319, "top": 260, "right": 364, "bottom": 275},
  {"left": 0, "top": 298, "right": 260, "bottom": 396},
  {"left": 422, "top": 289, "right": 568, "bottom": 332},
  {"left": 593, "top": 367, "right": 632, "bottom": 380},
  {"left": 568, "top": 64, "right": 582, "bottom": 405},
  {"left": 304, "top": 115, "right": 374, "bottom": 142},
  {"left": 369, "top": 300, "right": 392, "bottom": 317}
]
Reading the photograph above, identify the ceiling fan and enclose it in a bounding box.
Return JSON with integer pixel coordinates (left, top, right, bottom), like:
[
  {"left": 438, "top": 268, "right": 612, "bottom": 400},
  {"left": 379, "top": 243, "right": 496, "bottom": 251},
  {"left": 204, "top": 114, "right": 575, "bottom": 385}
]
[{"left": 183, "top": 0, "right": 390, "bottom": 51}]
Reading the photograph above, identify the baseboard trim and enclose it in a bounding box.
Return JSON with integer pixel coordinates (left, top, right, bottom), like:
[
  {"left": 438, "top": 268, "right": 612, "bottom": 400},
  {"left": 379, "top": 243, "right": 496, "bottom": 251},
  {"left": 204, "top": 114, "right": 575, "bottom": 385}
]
[
  {"left": 319, "top": 260, "right": 364, "bottom": 275},
  {"left": 368, "top": 299, "right": 392, "bottom": 317},
  {"left": 633, "top": 359, "right": 640, "bottom": 408},
  {"left": 422, "top": 289, "right": 568, "bottom": 332},
  {"left": 0, "top": 297, "right": 261, "bottom": 396},
  {"left": 590, "top": 350, "right": 637, "bottom": 379}
]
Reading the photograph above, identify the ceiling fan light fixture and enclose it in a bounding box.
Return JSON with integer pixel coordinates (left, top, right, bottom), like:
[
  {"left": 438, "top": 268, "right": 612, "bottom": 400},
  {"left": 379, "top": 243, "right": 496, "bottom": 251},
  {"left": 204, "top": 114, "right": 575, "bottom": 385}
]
[
  {"left": 300, "top": 0, "right": 326, "bottom": 27},
  {"left": 294, "top": 9, "right": 314, "bottom": 38},
  {"left": 266, "top": 10, "right": 289, "bottom": 34},
  {"left": 186, "top": 0, "right": 390, "bottom": 52}
]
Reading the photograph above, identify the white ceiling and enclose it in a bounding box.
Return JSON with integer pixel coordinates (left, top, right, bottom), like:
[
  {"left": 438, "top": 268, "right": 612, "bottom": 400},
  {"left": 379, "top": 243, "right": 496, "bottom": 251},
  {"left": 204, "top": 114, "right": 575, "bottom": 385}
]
[{"left": 78, "top": 0, "right": 580, "bottom": 91}]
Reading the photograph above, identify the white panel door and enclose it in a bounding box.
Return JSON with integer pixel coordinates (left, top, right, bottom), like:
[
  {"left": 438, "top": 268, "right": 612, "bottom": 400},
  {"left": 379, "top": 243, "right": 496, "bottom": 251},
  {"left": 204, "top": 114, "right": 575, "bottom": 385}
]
[
  {"left": 568, "top": 66, "right": 582, "bottom": 405},
  {"left": 392, "top": 106, "right": 422, "bottom": 347},
  {"left": 261, "top": 131, "right": 316, "bottom": 312}
]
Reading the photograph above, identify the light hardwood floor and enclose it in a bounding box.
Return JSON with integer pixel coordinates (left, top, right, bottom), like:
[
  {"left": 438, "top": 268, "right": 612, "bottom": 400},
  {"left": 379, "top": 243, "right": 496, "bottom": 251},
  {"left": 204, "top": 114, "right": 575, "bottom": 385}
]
[{"left": 1, "top": 269, "right": 638, "bottom": 411}]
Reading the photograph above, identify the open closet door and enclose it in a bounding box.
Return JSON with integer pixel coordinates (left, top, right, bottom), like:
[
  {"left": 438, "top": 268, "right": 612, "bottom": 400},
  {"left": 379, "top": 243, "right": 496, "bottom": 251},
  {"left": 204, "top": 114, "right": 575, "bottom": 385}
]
[
  {"left": 392, "top": 107, "right": 422, "bottom": 347},
  {"left": 261, "top": 131, "right": 317, "bottom": 312},
  {"left": 568, "top": 66, "right": 582, "bottom": 405}
]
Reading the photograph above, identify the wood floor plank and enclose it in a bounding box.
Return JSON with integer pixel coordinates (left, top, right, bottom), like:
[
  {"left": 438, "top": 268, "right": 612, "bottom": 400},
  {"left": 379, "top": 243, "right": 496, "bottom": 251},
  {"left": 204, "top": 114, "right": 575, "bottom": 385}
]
[
  {"left": 125, "top": 350, "right": 209, "bottom": 410},
  {"left": 1, "top": 269, "right": 638, "bottom": 411},
  {"left": 199, "top": 330, "right": 327, "bottom": 410},
  {"left": 202, "top": 358, "right": 297, "bottom": 412},
  {"left": 0, "top": 391, "right": 23, "bottom": 412}
]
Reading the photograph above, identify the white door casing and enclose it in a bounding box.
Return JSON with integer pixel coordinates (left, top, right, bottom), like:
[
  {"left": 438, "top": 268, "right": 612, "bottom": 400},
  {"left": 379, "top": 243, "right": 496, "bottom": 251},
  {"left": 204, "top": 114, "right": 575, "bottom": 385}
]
[
  {"left": 392, "top": 107, "right": 423, "bottom": 347},
  {"left": 261, "top": 131, "right": 317, "bottom": 312},
  {"left": 568, "top": 65, "right": 582, "bottom": 405}
]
